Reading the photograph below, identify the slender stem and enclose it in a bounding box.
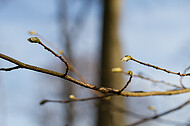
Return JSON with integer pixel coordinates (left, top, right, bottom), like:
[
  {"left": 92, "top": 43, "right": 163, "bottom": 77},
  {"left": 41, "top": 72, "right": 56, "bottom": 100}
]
[
  {"left": 37, "top": 41, "right": 69, "bottom": 76},
  {"left": 0, "top": 66, "right": 20, "bottom": 71},
  {"left": 126, "top": 99, "right": 190, "bottom": 126},
  {"left": 118, "top": 74, "right": 133, "bottom": 93},
  {"left": 131, "top": 57, "right": 190, "bottom": 76},
  {"left": 40, "top": 94, "right": 113, "bottom": 105}
]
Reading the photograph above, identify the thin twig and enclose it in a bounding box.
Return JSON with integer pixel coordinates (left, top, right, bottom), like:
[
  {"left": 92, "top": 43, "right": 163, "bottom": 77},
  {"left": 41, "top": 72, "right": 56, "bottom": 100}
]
[
  {"left": 180, "top": 66, "right": 190, "bottom": 89},
  {"left": 39, "top": 41, "right": 70, "bottom": 75},
  {"left": 126, "top": 99, "right": 190, "bottom": 126},
  {"left": 40, "top": 94, "right": 113, "bottom": 105},
  {"left": 133, "top": 75, "right": 181, "bottom": 88},
  {"left": 0, "top": 66, "right": 20, "bottom": 71},
  {"left": 113, "top": 69, "right": 181, "bottom": 88},
  {"left": 118, "top": 72, "right": 133, "bottom": 93},
  {"left": 27, "top": 37, "right": 69, "bottom": 76},
  {"left": 105, "top": 102, "right": 190, "bottom": 126},
  {"left": 128, "top": 56, "right": 190, "bottom": 76},
  {"left": 34, "top": 32, "right": 86, "bottom": 82}
]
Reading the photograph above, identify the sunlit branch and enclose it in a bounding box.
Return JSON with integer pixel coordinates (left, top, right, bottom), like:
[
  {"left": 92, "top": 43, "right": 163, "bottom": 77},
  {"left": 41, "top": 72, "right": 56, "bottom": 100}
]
[
  {"left": 126, "top": 99, "right": 190, "bottom": 126},
  {"left": 1, "top": 53, "right": 190, "bottom": 97}
]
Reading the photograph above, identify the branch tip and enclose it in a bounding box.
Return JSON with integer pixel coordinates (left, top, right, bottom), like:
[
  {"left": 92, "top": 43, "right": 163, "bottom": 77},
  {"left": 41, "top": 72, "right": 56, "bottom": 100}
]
[
  {"left": 28, "top": 30, "right": 37, "bottom": 35},
  {"left": 121, "top": 55, "right": 131, "bottom": 62},
  {"left": 27, "top": 37, "right": 40, "bottom": 43},
  {"left": 40, "top": 99, "right": 48, "bottom": 105},
  {"left": 69, "top": 95, "right": 76, "bottom": 100}
]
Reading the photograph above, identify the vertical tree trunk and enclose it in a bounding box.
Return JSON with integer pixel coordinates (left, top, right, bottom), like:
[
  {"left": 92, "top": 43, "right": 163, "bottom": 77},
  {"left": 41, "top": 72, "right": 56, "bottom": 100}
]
[{"left": 97, "top": 0, "right": 124, "bottom": 126}]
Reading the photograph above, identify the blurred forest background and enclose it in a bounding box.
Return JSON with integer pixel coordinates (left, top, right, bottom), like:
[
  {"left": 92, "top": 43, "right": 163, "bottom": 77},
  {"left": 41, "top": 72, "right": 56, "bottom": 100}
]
[{"left": 1, "top": 0, "right": 190, "bottom": 126}]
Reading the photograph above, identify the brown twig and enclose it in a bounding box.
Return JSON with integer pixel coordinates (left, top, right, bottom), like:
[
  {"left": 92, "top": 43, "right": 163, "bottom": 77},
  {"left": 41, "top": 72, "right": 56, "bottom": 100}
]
[
  {"left": 112, "top": 68, "right": 181, "bottom": 88},
  {"left": 31, "top": 32, "right": 86, "bottom": 82},
  {"left": 133, "top": 74, "right": 181, "bottom": 88},
  {"left": 27, "top": 37, "right": 69, "bottom": 76},
  {"left": 40, "top": 94, "right": 113, "bottom": 105},
  {"left": 0, "top": 66, "right": 20, "bottom": 71},
  {"left": 121, "top": 55, "right": 190, "bottom": 76},
  {"left": 179, "top": 66, "right": 190, "bottom": 89},
  {"left": 118, "top": 71, "right": 133, "bottom": 93},
  {"left": 126, "top": 99, "right": 190, "bottom": 126},
  {"left": 131, "top": 57, "right": 190, "bottom": 76},
  {"left": 105, "top": 102, "right": 189, "bottom": 126},
  {"left": 1, "top": 53, "right": 190, "bottom": 97},
  {"left": 29, "top": 33, "right": 102, "bottom": 97}
]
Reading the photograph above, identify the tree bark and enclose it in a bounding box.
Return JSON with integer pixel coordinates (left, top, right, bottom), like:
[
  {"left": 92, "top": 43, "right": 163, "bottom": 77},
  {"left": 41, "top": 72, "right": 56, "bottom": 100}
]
[{"left": 97, "top": 0, "right": 124, "bottom": 126}]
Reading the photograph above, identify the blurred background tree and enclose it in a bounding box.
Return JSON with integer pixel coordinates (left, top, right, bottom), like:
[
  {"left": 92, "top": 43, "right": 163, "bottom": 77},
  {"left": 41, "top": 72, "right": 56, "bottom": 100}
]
[{"left": 97, "top": 0, "right": 125, "bottom": 126}]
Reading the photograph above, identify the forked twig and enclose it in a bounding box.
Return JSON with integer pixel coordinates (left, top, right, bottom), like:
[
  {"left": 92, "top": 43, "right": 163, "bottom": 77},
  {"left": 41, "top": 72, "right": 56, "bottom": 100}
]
[
  {"left": 133, "top": 75, "right": 181, "bottom": 88},
  {"left": 126, "top": 99, "right": 190, "bottom": 126},
  {"left": 112, "top": 67, "right": 181, "bottom": 88},
  {"left": 29, "top": 31, "right": 86, "bottom": 82},
  {"left": 27, "top": 37, "right": 69, "bottom": 76},
  {"left": 121, "top": 55, "right": 190, "bottom": 77}
]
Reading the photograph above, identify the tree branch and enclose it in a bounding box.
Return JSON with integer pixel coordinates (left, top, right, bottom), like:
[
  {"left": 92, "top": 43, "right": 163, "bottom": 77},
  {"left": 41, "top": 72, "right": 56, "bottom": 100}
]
[
  {"left": 121, "top": 55, "right": 190, "bottom": 76},
  {"left": 1, "top": 53, "right": 190, "bottom": 97}
]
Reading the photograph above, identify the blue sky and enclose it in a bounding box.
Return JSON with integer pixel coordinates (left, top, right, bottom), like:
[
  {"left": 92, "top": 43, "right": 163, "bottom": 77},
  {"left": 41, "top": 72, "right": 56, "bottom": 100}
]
[{"left": 1, "top": 0, "right": 190, "bottom": 126}]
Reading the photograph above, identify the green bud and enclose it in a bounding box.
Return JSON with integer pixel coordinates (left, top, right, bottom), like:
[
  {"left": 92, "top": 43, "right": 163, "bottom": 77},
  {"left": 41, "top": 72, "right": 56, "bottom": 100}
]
[
  {"left": 27, "top": 37, "right": 40, "bottom": 43},
  {"left": 128, "top": 71, "right": 133, "bottom": 76},
  {"left": 121, "top": 55, "right": 132, "bottom": 62},
  {"left": 111, "top": 67, "right": 122, "bottom": 72}
]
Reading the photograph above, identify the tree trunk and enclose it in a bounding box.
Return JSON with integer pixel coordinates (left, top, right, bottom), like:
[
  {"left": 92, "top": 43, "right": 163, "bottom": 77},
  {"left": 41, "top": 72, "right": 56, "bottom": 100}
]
[{"left": 97, "top": 0, "right": 124, "bottom": 126}]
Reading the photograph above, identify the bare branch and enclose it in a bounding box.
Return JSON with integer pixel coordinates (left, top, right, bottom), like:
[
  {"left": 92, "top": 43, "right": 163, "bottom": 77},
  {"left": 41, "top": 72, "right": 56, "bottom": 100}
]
[
  {"left": 126, "top": 99, "right": 190, "bottom": 126},
  {"left": 1, "top": 53, "right": 190, "bottom": 97}
]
